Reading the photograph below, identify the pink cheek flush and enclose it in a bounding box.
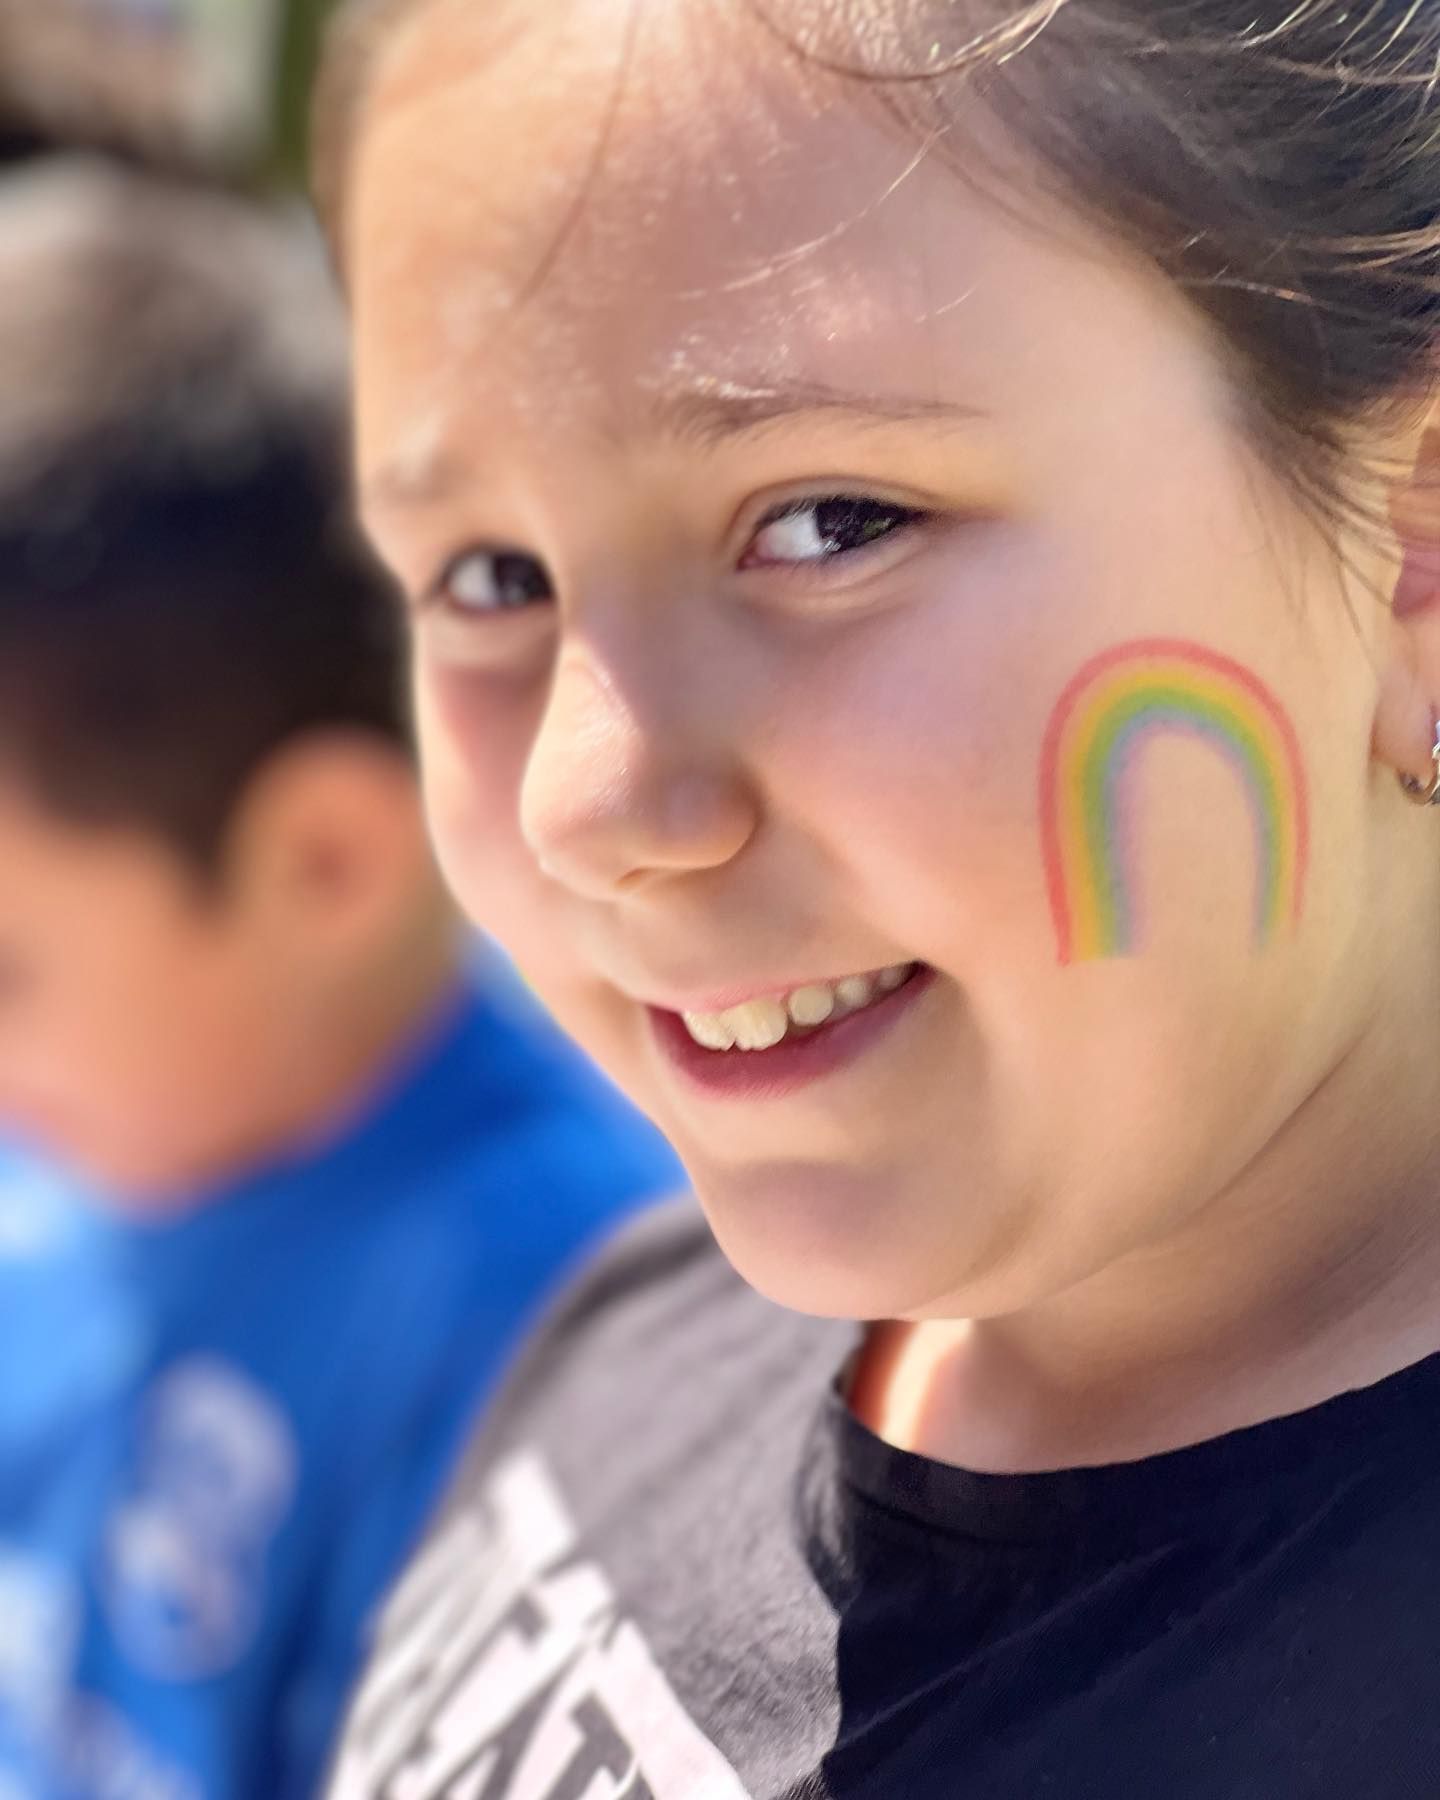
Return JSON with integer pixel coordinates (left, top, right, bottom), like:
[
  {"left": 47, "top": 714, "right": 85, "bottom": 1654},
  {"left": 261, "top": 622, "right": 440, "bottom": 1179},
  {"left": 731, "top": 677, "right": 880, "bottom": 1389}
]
[{"left": 1040, "top": 638, "right": 1310, "bottom": 965}]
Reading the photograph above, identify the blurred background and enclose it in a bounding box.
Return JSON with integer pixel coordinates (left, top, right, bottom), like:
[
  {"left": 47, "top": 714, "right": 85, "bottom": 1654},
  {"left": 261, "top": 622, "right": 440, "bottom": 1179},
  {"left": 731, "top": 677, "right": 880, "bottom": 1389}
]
[
  {"left": 0, "top": 0, "right": 331, "bottom": 188},
  {"left": 0, "top": 11, "right": 686, "bottom": 1798}
]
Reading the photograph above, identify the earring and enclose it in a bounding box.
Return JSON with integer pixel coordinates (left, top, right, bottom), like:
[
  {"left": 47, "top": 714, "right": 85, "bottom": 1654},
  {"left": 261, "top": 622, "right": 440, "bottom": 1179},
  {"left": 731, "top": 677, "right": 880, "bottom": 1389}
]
[{"left": 1399, "top": 714, "right": 1440, "bottom": 806}]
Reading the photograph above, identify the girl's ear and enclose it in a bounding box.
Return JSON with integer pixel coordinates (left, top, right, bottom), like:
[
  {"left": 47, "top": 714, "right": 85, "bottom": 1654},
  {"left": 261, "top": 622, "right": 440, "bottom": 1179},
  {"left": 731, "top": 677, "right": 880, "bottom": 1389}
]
[
  {"left": 1389, "top": 394, "right": 1440, "bottom": 624},
  {"left": 1374, "top": 398, "right": 1440, "bottom": 787}
]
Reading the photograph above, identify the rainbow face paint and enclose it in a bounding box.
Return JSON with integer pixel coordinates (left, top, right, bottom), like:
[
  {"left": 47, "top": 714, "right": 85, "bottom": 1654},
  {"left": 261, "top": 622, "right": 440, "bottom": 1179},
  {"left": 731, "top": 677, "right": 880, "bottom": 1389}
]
[{"left": 1039, "top": 639, "right": 1309, "bottom": 964}]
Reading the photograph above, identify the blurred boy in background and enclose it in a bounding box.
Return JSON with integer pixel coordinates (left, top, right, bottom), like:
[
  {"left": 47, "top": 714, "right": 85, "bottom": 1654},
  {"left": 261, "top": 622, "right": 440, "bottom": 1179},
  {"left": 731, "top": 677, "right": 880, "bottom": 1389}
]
[{"left": 0, "top": 159, "right": 679, "bottom": 1800}]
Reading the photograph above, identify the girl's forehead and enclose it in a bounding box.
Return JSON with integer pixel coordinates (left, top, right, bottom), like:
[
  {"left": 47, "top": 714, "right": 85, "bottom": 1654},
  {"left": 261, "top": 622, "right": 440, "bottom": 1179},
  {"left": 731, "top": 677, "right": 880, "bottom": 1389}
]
[
  {"left": 346, "top": 0, "right": 1201, "bottom": 493},
  {"left": 350, "top": 16, "right": 959, "bottom": 426},
  {"left": 355, "top": 0, "right": 927, "bottom": 302}
]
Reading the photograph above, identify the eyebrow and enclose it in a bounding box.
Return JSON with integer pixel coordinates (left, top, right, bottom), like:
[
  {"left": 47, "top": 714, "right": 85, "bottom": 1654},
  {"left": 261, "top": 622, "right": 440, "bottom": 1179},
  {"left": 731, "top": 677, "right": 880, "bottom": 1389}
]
[
  {"left": 364, "top": 379, "right": 987, "bottom": 511},
  {"left": 640, "top": 379, "right": 989, "bottom": 452}
]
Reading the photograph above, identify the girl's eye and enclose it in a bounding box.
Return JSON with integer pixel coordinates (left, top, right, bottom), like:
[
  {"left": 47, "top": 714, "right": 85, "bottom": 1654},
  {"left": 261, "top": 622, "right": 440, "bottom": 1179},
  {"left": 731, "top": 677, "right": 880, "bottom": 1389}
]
[
  {"left": 742, "top": 496, "right": 925, "bottom": 569},
  {"left": 431, "top": 548, "right": 554, "bottom": 615}
]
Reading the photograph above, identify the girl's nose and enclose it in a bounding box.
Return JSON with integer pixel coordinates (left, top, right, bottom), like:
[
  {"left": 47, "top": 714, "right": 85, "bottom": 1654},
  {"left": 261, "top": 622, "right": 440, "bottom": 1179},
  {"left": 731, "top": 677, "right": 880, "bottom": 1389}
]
[{"left": 519, "top": 645, "right": 758, "bottom": 900}]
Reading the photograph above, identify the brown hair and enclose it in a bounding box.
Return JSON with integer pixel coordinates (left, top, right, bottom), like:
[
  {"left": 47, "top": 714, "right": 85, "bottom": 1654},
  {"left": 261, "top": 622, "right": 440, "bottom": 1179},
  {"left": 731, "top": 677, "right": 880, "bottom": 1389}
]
[{"left": 312, "top": 0, "right": 1440, "bottom": 529}]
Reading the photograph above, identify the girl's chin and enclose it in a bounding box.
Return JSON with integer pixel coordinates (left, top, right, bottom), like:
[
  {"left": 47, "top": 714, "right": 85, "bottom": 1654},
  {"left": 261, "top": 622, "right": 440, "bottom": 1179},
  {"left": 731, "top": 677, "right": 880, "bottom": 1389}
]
[{"left": 687, "top": 1167, "right": 982, "bottom": 1321}]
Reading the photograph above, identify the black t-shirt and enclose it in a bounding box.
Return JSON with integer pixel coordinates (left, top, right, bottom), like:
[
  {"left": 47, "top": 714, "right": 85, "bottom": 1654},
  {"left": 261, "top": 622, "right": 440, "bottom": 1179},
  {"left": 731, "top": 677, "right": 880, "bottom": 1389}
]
[{"left": 328, "top": 1199, "right": 1440, "bottom": 1799}]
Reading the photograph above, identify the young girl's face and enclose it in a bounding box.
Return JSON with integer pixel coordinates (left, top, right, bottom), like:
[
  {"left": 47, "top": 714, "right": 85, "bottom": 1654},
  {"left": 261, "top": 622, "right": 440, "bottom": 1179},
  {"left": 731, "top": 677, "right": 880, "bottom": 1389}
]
[{"left": 348, "top": 0, "right": 1420, "bottom": 1321}]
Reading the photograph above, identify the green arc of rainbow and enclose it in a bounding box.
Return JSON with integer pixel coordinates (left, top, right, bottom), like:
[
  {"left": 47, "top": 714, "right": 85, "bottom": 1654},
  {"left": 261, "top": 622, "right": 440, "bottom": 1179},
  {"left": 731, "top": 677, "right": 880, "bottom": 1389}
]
[{"left": 1039, "top": 639, "right": 1309, "bottom": 963}]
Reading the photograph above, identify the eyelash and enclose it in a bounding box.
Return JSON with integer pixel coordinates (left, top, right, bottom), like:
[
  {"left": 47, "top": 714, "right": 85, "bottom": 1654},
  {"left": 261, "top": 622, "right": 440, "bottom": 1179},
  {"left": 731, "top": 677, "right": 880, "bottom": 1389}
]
[{"left": 422, "top": 493, "right": 929, "bottom": 620}]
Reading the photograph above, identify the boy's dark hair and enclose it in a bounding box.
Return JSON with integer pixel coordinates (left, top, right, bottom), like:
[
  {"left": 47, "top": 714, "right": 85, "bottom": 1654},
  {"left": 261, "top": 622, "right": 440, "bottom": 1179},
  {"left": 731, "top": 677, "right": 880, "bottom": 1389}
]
[{"left": 0, "top": 158, "right": 410, "bottom": 870}]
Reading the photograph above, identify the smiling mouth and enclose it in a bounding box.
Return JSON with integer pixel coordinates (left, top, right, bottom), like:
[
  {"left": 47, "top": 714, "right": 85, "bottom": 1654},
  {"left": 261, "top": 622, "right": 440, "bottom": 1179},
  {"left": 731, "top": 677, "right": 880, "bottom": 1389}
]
[{"left": 678, "top": 962, "right": 923, "bottom": 1053}]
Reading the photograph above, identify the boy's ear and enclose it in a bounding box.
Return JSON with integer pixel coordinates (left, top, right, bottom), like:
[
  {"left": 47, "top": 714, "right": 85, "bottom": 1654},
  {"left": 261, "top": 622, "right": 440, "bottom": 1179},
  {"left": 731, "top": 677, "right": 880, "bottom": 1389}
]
[
  {"left": 222, "top": 734, "right": 431, "bottom": 950},
  {"left": 1374, "top": 397, "right": 1440, "bottom": 788}
]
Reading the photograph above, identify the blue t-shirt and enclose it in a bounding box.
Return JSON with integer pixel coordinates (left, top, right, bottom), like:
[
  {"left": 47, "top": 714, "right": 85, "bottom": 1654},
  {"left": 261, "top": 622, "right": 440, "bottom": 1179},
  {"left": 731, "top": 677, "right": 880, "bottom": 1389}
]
[{"left": 0, "top": 967, "right": 679, "bottom": 1800}]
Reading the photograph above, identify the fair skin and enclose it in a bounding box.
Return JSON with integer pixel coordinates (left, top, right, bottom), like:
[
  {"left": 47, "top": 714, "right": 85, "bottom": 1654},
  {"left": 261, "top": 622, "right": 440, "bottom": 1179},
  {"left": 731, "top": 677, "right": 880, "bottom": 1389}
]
[
  {"left": 345, "top": 0, "right": 1440, "bottom": 1472},
  {"left": 0, "top": 737, "right": 460, "bottom": 1209}
]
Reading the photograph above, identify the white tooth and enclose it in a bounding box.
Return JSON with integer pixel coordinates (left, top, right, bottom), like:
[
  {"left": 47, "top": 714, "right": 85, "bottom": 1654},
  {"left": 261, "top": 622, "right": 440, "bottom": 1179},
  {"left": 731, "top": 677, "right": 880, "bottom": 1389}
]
[
  {"left": 724, "top": 997, "right": 789, "bottom": 1051},
  {"left": 876, "top": 964, "right": 911, "bottom": 993},
  {"left": 684, "top": 1011, "right": 736, "bottom": 1051},
  {"left": 787, "top": 985, "right": 836, "bottom": 1028},
  {"left": 834, "top": 975, "right": 874, "bottom": 1014}
]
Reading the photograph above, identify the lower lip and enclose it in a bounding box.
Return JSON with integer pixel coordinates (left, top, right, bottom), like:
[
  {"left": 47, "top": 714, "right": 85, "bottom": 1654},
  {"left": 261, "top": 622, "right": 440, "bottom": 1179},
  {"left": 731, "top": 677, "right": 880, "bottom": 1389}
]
[{"left": 648, "top": 966, "right": 937, "bottom": 1101}]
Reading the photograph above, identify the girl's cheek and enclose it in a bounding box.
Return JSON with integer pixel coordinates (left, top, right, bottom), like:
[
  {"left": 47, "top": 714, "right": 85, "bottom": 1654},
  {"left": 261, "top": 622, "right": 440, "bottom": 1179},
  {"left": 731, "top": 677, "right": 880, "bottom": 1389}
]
[
  {"left": 414, "top": 660, "right": 548, "bottom": 909},
  {"left": 768, "top": 562, "right": 1039, "bottom": 887}
]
